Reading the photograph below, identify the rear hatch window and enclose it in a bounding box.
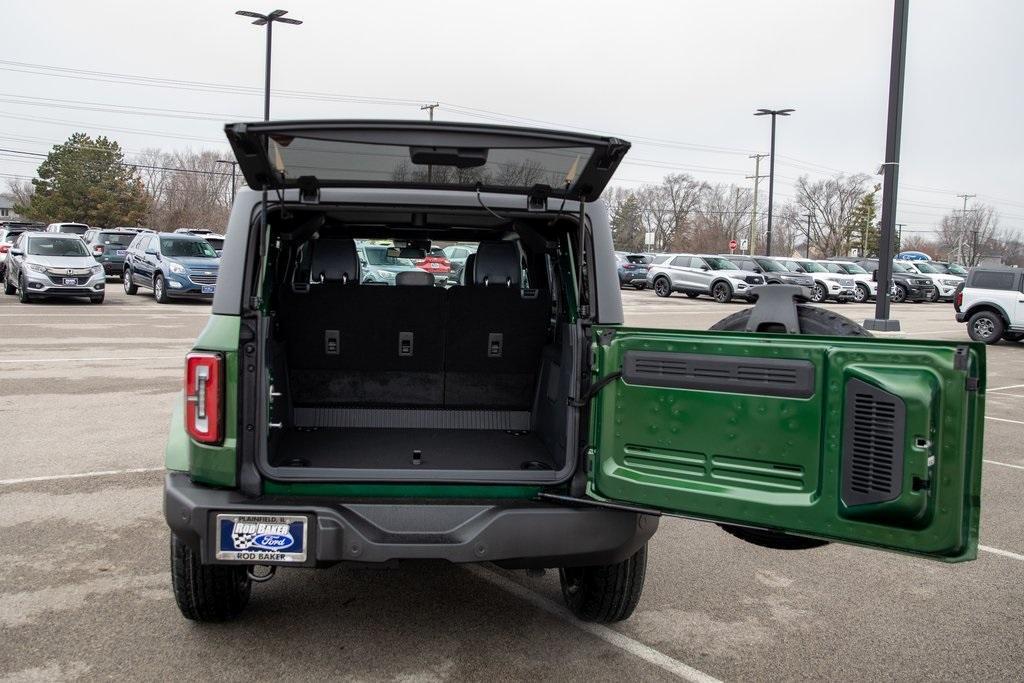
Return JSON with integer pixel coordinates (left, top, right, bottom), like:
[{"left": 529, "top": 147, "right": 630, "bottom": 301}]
[
  {"left": 99, "top": 233, "right": 134, "bottom": 246},
  {"left": 225, "top": 121, "right": 630, "bottom": 201}
]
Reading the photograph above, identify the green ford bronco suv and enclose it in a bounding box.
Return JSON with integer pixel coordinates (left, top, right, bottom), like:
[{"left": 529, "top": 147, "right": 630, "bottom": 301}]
[{"left": 165, "top": 120, "right": 986, "bottom": 623}]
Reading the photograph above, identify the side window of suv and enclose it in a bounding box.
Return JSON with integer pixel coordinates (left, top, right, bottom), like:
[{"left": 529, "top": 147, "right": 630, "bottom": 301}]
[
  {"left": 669, "top": 255, "right": 689, "bottom": 267},
  {"left": 690, "top": 257, "right": 707, "bottom": 269},
  {"left": 971, "top": 271, "right": 1016, "bottom": 290}
]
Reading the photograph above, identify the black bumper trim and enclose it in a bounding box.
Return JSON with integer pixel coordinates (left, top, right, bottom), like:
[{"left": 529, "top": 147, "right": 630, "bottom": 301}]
[{"left": 164, "top": 472, "right": 658, "bottom": 568}]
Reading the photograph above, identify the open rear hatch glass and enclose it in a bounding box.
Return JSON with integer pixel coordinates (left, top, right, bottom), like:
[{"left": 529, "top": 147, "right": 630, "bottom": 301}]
[{"left": 225, "top": 120, "right": 630, "bottom": 201}]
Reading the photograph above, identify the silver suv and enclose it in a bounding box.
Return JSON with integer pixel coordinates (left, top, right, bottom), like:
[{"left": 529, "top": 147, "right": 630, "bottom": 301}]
[
  {"left": 771, "top": 257, "right": 855, "bottom": 303},
  {"left": 3, "top": 232, "right": 105, "bottom": 303},
  {"left": 648, "top": 253, "right": 765, "bottom": 302}
]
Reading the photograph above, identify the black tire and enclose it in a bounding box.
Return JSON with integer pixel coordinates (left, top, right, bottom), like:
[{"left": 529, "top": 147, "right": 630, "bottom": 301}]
[
  {"left": 90, "top": 293, "right": 104, "bottom": 304},
  {"left": 685, "top": 291, "right": 701, "bottom": 299},
  {"left": 927, "top": 287, "right": 940, "bottom": 303},
  {"left": 170, "top": 535, "right": 251, "bottom": 622},
  {"left": 3, "top": 272, "right": 15, "bottom": 295},
  {"left": 892, "top": 283, "right": 908, "bottom": 303},
  {"left": 711, "top": 281, "right": 732, "bottom": 303},
  {"left": 123, "top": 269, "right": 138, "bottom": 295},
  {"left": 810, "top": 281, "right": 828, "bottom": 303},
  {"left": 154, "top": 273, "right": 169, "bottom": 303},
  {"left": 1002, "top": 332, "right": 1024, "bottom": 343},
  {"left": 653, "top": 277, "right": 672, "bottom": 298},
  {"left": 18, "top": 275, "right": 31, "bottom": 304},
  {"left": 559, "top": 544, "right": 647, "bottom": 623},
  {"left": 710, "top": 304, "right": 871, "bottom": 550},
  {"left": 967, "top": 310, "right": 1004, "bottom": 344},
  {"left": 853, "top": 283, "right": 870, "bottom": 303}
]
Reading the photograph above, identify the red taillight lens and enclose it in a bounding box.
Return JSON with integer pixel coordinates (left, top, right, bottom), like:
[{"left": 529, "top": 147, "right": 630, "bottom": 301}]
[
  {"left": 955, "top": 290, "right": 963, "bottom": 309},
  {"left": 93, "top": 245, "right": 104, "bottom": 254},
  {"left": 0, "top": 244, "right": 9, "bottom": 254},
  {"left": 185, "top": 352, "right": 224, "bottom": 445}
]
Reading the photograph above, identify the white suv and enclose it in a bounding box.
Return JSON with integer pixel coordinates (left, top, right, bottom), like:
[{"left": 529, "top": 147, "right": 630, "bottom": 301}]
[
  {"left": 954, "top": 267, "right": 1024, "bottom": 344},
  {"left": 818, "top": 260, "right": 877, "bottom": 303},
  {"left": 898, "top": 260, "right": 963, "bottom": 302}
]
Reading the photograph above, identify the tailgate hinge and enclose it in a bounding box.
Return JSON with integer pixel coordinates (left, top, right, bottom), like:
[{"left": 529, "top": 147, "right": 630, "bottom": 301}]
[{"left": 743, "top": 284, "right": 809, "bottom": 334}]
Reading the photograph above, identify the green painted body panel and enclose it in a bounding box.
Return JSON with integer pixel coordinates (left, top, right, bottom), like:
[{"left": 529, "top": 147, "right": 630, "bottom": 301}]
[
  {"left": 588, "top": 326, "right": 985, "bottom": 562},
  {"left": 263, "top": 481, "right": 543, "bottom": 499},
  {"left": 164, "top": 393, "right": 189, "bottom": 472},
  {"left": 186, "top": 314, "right": 241, "bottom": 488}
]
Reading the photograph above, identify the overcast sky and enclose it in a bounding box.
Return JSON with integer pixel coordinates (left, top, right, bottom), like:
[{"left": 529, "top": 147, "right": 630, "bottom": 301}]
[{"left": 2, "top": 0, "right": 1021, "bottom": 236}]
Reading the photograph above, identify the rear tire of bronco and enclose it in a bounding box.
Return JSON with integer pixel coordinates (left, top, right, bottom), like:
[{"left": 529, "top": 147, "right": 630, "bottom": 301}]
[
  {"left": 967, "top": 310, "right": 1004, "bottom": 344},
  {"left": 709, "top": 305, "right": 871, "bottom": 550},
  {"left": 170, "top": 535, "right": 251, "bottom": 622},
  {"left": 559, "top": 544, "right": 647, "bottom": 623}
]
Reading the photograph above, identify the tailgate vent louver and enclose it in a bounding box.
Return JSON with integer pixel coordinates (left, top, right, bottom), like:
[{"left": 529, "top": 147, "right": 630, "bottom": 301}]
[
  {"left": 623, "top": 351, "right": 815, "bottom": 398},
  {"left": 841, "top": 379, "right": 905, "bottom": 506}
]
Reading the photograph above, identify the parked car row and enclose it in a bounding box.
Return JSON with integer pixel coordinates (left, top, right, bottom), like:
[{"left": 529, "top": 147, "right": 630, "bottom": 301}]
[
  {"left": 2, "top": 225, "right": 226, "bottom": 304},
  {"left": 617, "top": 249, "right": 968, "bottom": 306}
]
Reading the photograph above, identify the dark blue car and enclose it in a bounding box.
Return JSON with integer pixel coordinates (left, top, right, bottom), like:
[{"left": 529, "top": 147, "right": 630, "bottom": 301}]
[
  {"left": 122, "top": 232, "right": 220, "bottom": 303},
  {"left": 615, "top": 251, "right": 649, "bottom": 289}
]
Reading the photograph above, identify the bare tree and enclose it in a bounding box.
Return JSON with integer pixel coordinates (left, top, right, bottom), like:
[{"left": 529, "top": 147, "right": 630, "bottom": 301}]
[
  {"left": 937, "top": 203, "right": 1001, "bottom": 266},
  {"left": 3, "top": 179, "right": 34, "bottom": 210},
  {"left": 794, "top": 173, "right": 871, "bottom": 257}
]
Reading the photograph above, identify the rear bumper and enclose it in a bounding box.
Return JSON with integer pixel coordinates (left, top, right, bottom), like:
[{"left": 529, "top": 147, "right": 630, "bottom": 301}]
[{"left": 164, "top": 472, "right": 658, "bottom": 568}]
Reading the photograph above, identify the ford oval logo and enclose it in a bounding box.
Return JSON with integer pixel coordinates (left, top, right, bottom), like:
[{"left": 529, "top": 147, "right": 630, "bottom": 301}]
[{"left": 251, "top": 533, "right": 294, "bottom": 550}]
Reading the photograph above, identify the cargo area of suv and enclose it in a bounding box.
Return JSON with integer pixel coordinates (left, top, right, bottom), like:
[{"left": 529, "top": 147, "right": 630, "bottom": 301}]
[{"left": 258, "top": 208, "right": 580, "bottom": 483}]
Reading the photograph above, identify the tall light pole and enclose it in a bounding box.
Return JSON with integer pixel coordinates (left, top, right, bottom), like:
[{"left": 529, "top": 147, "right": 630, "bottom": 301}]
[
  {"left": 216, "top": 159, "right": 238, "bottom": 203},
  {"left": 753, "top": 108, "right": 794, "bottom": 256},
  {"left": 235, "top": 9, "right": 303, "bottom": 121},
  {"left": 864, "top": 0, "right": 909, "bottom": 332}
]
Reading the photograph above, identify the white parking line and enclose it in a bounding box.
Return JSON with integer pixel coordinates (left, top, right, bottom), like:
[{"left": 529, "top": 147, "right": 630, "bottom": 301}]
[
  {"left": 980, "top": 545, "right": 1024, "bottom": 562},
  {"left": 0, "top": 467, "right": 164, "bottom": 486},
  {"left": 986, "top": 416, "right": 1024, "bottom": 426},
  {"left": 985, "top": 459, "right": 1024, "bottom": 471},
  {"left": 990, "top": 384, "right": 1024, "bottom": 392},
  {"left": 468, "top": 566, "right": 721, "bottom": 683},
  {"left": 0, "top": 355, "right": 179, "bottom": 364}
]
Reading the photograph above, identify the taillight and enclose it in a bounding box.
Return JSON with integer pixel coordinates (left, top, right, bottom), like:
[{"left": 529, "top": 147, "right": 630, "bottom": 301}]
[
  {"left": 93, "top": 245, "right": 104, "bottom": 254},
  {"left": 0, "top": 244, "right": 9, "bottom": 254},
  {"left": 185, "top": 352, "right": 224, "bottom": 444},
  {"left": 954, "top": 290, "right": 963, "bottom": 310},
  {"left": 624, "top": 264, "right": 635, "bottom": 270}
]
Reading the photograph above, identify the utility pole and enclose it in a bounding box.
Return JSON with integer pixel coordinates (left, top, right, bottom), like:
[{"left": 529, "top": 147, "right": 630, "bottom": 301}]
[
  {"left": 894, "top": 223, "right": 904, "bottom": 255},
  {"left": 421, "top": 103, "right": 439, "bottom": 121},
  {"left": 955, "top": 193, "right": 976, "bottom": 263},
  {"left": 804, "top": 213, "right": 814, "bottom": 258},
  {"left": 864, "top": 0, "right": 909, "bottom": 333},
  {"left": 216, "top": 160, "right": 238, "bottom": 204},
  {"left": 746, "top": 154, "right": 768, "bottom": 254}
]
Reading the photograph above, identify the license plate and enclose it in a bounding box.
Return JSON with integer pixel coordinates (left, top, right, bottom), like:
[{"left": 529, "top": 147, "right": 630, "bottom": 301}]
[
  {"left": 116, "top": 249, "right": 126, "bottom": 256},
  {"left": 201, "top": 285, "right": 215, "bottom": 294},
  {"left": 63, "top": 277, "right": 78, "bottom": 285},
  {"left": 216, "top": 514, "right": 308, "bottom": 563}
]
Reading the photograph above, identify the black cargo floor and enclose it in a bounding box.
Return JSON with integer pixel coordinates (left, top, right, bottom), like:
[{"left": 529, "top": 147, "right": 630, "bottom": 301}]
[{"left": 271, "top": 428, "right": 557, "bottom": 471}]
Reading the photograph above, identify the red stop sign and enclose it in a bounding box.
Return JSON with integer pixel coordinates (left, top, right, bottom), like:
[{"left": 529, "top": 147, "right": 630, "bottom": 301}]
[{"left": 729, "top": 239, "right": 738, "bottom": 250}]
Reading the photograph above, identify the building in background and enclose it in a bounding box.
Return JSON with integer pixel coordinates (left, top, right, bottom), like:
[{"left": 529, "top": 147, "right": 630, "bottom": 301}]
[{"left": 0, "top": 197, "right": 24, "bottom": 221}]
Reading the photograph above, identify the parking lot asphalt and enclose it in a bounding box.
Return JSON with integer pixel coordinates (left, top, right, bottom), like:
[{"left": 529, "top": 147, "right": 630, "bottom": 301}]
[{"left": 1, "top": 287, "right": 1022, "bottom": 681}]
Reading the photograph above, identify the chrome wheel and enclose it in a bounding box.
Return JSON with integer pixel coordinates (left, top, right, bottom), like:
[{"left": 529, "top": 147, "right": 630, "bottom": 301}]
[
  {"left": 811, "top": 283, "right": 827, "bottom": 303},
  {"left": 853, "top": 284, "right": 869, "bottom": 303}
]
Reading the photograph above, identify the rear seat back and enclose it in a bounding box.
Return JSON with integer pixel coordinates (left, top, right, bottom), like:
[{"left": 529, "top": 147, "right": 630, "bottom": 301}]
[
  {"left": 445, "top": 241, "right": 549, "bottom": 408},
  {"left": 282, "top": 239, "right": 550, "bottom": 410}
]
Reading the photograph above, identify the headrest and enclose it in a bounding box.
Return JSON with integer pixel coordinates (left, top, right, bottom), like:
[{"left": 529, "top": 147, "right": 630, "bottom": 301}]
[
  {"left": 396, "top": 270, "right": 435, "bottom": 286},
  {"left": 473, "top": 241, "right": 521, "bottom": 287},
  {"left": 311, "top": 239, "right": 359, "bottom": 284},
  {"left": 461, "top": 253, "right": 477, "bottom": 285}
]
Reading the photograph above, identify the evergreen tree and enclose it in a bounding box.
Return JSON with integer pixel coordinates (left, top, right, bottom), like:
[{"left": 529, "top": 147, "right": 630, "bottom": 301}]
[
  {"left": 16, "top": 133, "right": 149, "bottom": 226},
  {"left": 848, "top": 185, "right": 880, "bottom": 256},
  {"left": 610, "top": 191, "right": 645, "bottom": 252}
]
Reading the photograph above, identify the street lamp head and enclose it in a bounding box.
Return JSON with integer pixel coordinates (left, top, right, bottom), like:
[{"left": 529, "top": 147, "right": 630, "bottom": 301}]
[
  {"left": 235, "top": 10, "right": 265, "bottom": 19},
  {"left": 276, "top": 17, "right": 302, "bottom": 24},
  {"left": 268, "top": 9, "right": 288, "bottom": 18},
  {"left": 754, "top": 108, "right": 795, "bottom": 116}
]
